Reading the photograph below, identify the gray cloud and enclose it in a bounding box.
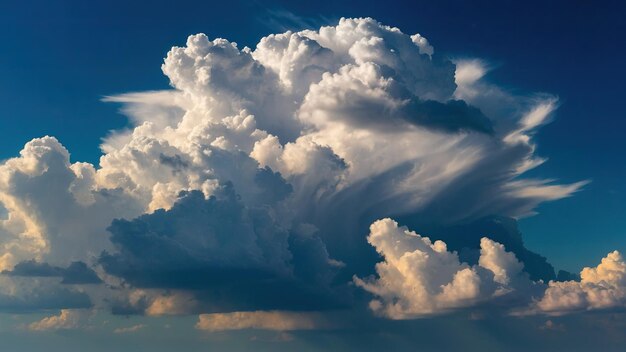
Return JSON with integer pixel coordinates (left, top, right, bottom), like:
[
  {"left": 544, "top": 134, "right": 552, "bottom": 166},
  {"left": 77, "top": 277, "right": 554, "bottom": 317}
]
[
  {"left": 396, "top": 216, "right": 558, "bottom": 282},
  {"left": 3, "top": 260, "right": 102, "bottom": 284},
  {"left": 0, "top": 286, "right": 92, "bottom": 313},
  {"left": 405, "top": 99, "right": 494, "bottom": 134},
  {"left": 100, "top": 185, "right": 344, "bottom": 313}
]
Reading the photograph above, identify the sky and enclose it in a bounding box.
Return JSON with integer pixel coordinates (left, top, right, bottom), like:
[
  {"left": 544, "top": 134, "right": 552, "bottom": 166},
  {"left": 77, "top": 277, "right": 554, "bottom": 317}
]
[{"left": 0, "top": 0, "right": 625, "bottom": 350}]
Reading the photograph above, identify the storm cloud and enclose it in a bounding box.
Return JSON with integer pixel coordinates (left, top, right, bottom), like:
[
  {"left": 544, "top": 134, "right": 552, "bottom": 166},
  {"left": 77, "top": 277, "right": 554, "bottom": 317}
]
[{"left": 0, "top": 17, "right": 614, "bottom": 327}]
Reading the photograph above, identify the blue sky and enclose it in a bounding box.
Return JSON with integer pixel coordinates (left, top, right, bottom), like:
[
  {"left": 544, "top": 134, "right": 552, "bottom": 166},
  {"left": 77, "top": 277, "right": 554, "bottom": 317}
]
[{"left": 0, "top": 0, "right": 625, "bottom": 350}]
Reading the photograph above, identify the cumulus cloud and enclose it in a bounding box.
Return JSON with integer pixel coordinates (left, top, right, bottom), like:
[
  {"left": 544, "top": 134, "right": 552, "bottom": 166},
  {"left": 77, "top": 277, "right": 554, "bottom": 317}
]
[
  {"left": 0, "top": 136, "right": 142, "bottom": 271},
  {"left": 354, "top": 219, "right": 533, "bottom": 318},
  {"left": 529, "top": 251, "right": 626, "bottom": 315},
  {"left": 0, "top": 275, "right": 92, "bottom": 313},
  {"left": 195, "top": 310, "right": 326, "bottom": 331},
  {"left": 355, "top": 219, "right": 626, "bottom": 318},
  {"left": 99, "top": 187, "right": 342, "bottom": 314},
  {"left": 298, "top": 61, "right": 493, "bottom": 133},
  {"left": 27, "top": 309, "right": 90, "bottom": 331},
  {"left": 0, "top": 16, "right": 598, "bottom": 322}
]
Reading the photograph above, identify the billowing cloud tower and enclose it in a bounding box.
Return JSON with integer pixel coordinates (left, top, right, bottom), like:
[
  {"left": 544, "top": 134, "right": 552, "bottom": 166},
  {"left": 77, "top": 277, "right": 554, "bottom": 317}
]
[{"left": 0, "top": 18, "right": 619, "bottom": 324}]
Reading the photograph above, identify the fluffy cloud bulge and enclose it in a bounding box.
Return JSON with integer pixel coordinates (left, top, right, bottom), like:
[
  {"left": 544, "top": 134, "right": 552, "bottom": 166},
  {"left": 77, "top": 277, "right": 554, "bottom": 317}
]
[{"left": 0, "top": 17, "right": 618, "bottom": 327}]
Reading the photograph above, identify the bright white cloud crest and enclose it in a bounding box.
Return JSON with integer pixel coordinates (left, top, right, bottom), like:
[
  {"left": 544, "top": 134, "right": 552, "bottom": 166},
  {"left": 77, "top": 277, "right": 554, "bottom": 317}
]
[
  {"left": 27, "top": 309, "right": 91, "bottom": 331},
  {"left": 531, "top": 251, "right": 626, "bottom": 314},
  {"left": 356, "top": 219, "right": 626, "bottom": 318},
  {"left": 354, "top": 219, "right": 530, "bottom": 319},
  {"left": 0, "top": 17, "right": 614, "bottom": 326}
]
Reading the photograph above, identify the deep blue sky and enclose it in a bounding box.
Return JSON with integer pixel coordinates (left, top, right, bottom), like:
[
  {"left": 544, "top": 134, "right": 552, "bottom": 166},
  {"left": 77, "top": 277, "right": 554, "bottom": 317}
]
[{"left": 0, "top": 0, "right": 624, "bottom": 272}]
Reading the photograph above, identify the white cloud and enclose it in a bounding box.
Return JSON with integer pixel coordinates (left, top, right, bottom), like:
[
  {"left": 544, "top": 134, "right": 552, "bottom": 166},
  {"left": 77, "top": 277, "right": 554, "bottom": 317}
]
[
  {"left": 195, "top": 311, "right": 326, "bottom": 331},
  {"left": 0, "top": 17, "right": 596, "bottom": 320},
  {"left": 356, "top": 219, "right": 626, "bottom": 319},
  {"left": 354, "top": 219, "right": 530, "bottom": 319},
  {"left": 479, "top": 237, "right": 525, "bottom": 286},
  {"left": 0, "top": 17, "right": 582, "bottom": 270},
  {"left": 530, "top": 251, "right": 626, "bottom": 315},
  {"left": 539, "top": 319, "right": 565, "bottom": 331},
  {"left": 27, "top": 309, "right": 90, "bottom": 331}
]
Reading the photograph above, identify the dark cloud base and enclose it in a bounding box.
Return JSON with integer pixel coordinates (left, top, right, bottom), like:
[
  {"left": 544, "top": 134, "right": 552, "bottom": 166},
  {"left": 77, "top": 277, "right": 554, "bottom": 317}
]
[
  {"left": 101, "top": 187, "right": 346, "bottom": 314},
  {"left": 3, "top": 260, "right": 102, "bottom": 284}
]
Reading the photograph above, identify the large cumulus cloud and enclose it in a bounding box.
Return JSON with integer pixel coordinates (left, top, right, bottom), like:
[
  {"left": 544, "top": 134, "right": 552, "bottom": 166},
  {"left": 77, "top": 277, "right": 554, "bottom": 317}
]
[
  {"left": 100, "top": 186, "right": 343, "bottom": 314},
  {"left": 0, "top": 17, "right": 610, "bottom": 324},
  {"left": 0, "top": 136, "right": 142, "bottom": 270},
  {"left": 355, "top": 219, "right": 626, "bottom": 318},
  {"left": 354, "top": 219, "right": 537, "bottom": 319}
]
